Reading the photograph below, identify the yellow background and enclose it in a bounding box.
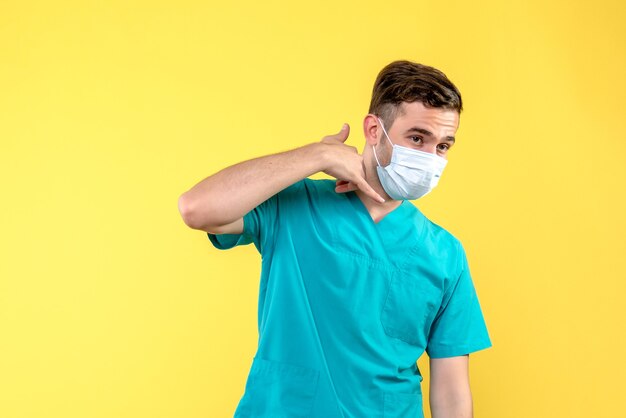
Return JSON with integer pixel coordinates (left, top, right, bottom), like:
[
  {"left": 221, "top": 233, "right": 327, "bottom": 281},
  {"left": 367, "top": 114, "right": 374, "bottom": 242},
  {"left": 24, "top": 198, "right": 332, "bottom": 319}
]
[{"left": 1, "top": 0, "right": 625, "bottom": 417}]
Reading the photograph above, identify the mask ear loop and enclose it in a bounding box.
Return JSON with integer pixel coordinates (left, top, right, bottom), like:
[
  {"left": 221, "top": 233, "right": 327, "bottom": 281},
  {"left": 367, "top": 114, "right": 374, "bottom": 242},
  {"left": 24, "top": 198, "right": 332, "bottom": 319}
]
[
  {"left": 377, "top": 117, "right": 394, "bottom": 146},
  {"left": 373, "top": 117, "right": 394, "bottom": 167}
]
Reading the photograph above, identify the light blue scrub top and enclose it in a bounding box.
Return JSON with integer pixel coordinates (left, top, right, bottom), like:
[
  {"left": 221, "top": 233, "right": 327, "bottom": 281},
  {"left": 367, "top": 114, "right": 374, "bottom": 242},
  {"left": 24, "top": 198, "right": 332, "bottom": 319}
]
[{"left": 208, "top": 178, "right": 492, "bottom": 418}]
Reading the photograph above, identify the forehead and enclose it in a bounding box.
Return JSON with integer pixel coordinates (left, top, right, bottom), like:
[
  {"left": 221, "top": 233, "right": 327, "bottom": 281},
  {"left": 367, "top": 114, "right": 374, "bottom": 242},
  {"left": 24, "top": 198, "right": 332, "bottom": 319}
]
[{"left": 394, "top": 101, "right": 460, "bottom": 132}]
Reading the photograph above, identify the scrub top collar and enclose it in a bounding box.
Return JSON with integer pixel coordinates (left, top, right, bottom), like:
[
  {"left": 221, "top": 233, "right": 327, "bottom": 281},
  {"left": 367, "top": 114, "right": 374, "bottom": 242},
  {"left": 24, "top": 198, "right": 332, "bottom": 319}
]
[
  {"left": 346, "top": 192, "right": 417, "bottom": 231},
  {"left": 346, "top": 189, "right": 426, "bottom": 267},
  {"left": 347, "top": 190, "right": 413, "bottom": 227}
]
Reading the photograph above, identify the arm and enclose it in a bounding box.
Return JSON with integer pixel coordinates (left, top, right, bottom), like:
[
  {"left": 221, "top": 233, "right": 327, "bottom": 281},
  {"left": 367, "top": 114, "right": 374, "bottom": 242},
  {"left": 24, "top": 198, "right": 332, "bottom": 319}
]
[
  {"left": 429, "top": 355, "right": 473, "bottom": 418},
  {"left": 177, "top": 124, "right": 384, "bottom": 234}
]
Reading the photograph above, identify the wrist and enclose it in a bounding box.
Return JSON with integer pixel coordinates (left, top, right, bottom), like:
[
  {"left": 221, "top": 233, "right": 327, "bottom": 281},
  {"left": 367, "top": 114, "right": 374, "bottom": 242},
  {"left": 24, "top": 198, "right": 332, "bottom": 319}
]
[{"left": 302, "top": 141, "right": 330, "bottom": 173}]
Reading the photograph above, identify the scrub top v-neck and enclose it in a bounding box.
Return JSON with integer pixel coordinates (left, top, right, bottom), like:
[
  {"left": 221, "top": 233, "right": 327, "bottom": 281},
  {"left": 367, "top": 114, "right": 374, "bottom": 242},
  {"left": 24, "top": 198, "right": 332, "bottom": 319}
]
[{"left": 208, "top": 178, "right": 492, "bottom": 418}]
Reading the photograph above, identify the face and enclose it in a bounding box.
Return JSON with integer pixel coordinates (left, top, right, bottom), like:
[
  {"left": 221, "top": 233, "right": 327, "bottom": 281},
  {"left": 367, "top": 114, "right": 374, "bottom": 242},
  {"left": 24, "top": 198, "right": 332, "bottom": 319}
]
[{"left": 366, "top": 101, "right": 460, "bottom": 167}]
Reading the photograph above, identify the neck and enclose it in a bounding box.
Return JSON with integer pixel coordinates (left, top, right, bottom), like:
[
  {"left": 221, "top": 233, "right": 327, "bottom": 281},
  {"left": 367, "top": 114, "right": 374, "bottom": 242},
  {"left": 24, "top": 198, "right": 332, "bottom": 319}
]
[{"left": 355, "top": 161, "right": 403, "bottom": 223}]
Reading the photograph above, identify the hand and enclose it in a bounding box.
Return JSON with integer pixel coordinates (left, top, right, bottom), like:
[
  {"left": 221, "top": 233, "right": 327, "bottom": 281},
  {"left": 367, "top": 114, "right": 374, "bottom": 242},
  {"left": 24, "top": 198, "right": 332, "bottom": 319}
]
[{"left": 320, "top": 124, "right": 385, "bottom": 203}]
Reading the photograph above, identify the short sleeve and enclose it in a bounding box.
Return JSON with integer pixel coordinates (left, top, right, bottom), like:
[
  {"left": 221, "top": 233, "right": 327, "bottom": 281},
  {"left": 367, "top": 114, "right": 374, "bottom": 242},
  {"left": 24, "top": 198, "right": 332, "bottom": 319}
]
[
  {"left": 207, "top": 192, "right": 279, "bottom": 254},
  {"left": 206, "top": 180, "right": 304, "bottom": 254},
  {"left": 425, "top": 244, "right": 492, "bottom": 358}
]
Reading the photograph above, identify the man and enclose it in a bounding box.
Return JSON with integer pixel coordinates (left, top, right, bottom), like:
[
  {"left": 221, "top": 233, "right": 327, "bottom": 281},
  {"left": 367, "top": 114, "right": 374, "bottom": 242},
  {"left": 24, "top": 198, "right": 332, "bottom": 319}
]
[{"left": 178, "top": 60, "right": 492, "bottom": 418}]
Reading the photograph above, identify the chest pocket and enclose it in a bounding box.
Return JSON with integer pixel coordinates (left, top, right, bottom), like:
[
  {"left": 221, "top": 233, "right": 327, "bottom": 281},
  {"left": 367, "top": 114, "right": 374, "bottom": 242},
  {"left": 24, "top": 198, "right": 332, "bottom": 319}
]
[{"left": 380, "top": 268, "right": 440, "bottom": 347}]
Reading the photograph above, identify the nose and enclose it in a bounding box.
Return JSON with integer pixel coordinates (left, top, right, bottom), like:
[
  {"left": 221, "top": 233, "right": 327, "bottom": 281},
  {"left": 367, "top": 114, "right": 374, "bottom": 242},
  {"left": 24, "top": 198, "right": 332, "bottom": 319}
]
[{"left": 423, "top": 144, "right": 438, "bottom": 154}]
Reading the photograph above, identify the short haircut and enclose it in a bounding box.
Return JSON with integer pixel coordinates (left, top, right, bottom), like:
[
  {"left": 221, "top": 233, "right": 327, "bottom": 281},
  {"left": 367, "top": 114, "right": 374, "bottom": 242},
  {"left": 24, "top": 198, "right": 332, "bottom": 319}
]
[{"left": 368, "top": 60, "right": 463, "bottom": 129}]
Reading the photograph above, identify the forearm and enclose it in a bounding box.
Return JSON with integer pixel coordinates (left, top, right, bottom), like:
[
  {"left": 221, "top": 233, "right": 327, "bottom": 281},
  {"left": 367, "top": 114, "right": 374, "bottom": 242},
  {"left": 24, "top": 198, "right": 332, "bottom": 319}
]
[
  {"left": 179, "top": 142, "right": 327, "bottom": 229},
  {"left": 428, "top": 355, "right": 473, "bottom": 418},
  {"left": 430, "top": 390, "right": 473, "bottom": 418}
]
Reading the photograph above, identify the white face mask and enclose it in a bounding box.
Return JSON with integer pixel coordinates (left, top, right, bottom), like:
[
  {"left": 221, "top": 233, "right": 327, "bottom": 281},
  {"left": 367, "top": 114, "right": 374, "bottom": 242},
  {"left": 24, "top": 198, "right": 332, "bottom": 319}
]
[{"left": 373, "top": 117, "right": 448, "bottom": 201}]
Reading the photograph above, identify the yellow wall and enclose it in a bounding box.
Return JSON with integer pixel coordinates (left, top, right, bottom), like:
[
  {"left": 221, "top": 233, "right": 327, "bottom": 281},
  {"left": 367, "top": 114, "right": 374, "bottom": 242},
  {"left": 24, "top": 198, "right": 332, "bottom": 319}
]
[{"left": 1, "top": 0, "right": 625, "bottom": 417}]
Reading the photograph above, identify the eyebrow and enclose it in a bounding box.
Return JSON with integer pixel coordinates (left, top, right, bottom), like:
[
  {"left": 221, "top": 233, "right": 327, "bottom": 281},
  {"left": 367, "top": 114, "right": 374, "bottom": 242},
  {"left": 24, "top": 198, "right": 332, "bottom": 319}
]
[{"left": 405, "top": 127, "right": 456, "bottom": 143}]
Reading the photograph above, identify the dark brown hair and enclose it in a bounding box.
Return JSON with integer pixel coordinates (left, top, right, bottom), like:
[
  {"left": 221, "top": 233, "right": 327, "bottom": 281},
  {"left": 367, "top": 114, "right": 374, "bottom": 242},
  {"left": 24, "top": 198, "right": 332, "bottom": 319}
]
[{"left": 368, "top": 60, "right": 463, "bottom": 128}]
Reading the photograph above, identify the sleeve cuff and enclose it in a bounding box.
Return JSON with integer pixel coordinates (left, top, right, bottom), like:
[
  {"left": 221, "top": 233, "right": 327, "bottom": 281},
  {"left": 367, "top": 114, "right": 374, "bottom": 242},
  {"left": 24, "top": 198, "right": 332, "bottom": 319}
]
[
  {"left": 206, "top": 212, "right": 255, "bottom": 250},
  {"left": 426, "top": 338, "right": 493, "bottom": 358},
  {"left": 207, "top": 232, "right": 246, "bottom": 250}
]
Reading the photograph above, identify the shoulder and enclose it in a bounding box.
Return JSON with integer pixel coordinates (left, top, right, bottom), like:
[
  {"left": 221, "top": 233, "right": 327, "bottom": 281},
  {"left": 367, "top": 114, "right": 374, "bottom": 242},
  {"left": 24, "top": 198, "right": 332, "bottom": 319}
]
[
  {"left": 420, "top": 214, "right": 466, "bottom": 272},
  {"left": 302, "top": 178, "right": 336, "bottom": 192},
  {"left": 273, "top": 178, "right": 337, "bottom": 205},
  {"left": 298, "top": 178, "right": 338, "bottom": 201},
  {"left": 423, "top": 217, "right": 461, "bottom": 248},
  {"left": 278, "top": 178, "right": 335, "bottom": 193}
]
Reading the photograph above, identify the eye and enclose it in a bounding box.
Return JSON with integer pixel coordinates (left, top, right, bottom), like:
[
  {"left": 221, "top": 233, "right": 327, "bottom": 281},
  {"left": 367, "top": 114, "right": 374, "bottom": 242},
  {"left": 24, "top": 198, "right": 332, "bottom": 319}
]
[
  {"left": 410, "top": 136, "right": 423, "bottom": 144},
  {"left": 437, "top": 143, "right": 451, "bottom": 152}
]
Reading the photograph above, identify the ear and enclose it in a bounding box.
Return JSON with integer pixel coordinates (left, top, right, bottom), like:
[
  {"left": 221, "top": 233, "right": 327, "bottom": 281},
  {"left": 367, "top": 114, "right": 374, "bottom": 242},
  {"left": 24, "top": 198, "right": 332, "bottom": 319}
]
[{"left": 363, "top": 114, "right": 382, "bottom": 146}]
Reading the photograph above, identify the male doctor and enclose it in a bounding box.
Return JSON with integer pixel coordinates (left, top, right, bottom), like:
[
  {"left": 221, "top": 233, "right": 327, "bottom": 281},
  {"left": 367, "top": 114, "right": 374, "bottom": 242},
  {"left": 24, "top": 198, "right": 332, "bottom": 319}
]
[{"left": 178, "top": 60, "right": 492, "bottom": 418}]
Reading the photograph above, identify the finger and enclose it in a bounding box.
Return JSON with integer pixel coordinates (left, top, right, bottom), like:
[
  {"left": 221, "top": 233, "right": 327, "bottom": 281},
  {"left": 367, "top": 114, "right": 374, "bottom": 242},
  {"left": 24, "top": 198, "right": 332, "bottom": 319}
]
[
  {"left": 345, "top": 182, "right": 358, "bottom": 192},
  {"left": 335, "top": 183, "right": 356, "bottom": 193},
  {"left": 355, "top": 179, "right": 385, "bottom": 203},
  {"left": 335, "top": 181, "right": 358, "bottom": 193},
  {"left": 335, "top": 179, "right": 360, "bottom": 194},
  {"left": 335, "top": 179, "right": 349, "bottom": 192},
  {"left": 321, "top": 124, "right": 350, "bottom": 145},
  {"left": 335, "top": 123, "right": 350, "bottom": 143}
]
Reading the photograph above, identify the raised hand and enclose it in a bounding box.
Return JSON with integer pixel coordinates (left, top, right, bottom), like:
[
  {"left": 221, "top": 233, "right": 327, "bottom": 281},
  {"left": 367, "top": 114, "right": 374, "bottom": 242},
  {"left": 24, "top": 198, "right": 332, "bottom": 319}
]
[{"left": 319, "top": 124, "right": 385, "bottom": 203}]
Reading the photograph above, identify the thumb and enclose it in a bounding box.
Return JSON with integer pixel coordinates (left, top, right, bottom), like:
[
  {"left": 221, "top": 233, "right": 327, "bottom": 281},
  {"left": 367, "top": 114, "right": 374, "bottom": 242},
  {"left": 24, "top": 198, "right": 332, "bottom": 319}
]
[{"left": 336, "top": 123, "right": 350, "bottom": 143}]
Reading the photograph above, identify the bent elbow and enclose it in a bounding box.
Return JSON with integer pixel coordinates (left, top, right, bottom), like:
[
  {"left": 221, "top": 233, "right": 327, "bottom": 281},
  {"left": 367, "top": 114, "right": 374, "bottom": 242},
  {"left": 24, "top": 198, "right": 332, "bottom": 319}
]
[
  {"left": 178, "top": 193, "right": 205, "bottom": 230},
  {"left": 178, "top": 191, "right": 235, "bottom": 233}
]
